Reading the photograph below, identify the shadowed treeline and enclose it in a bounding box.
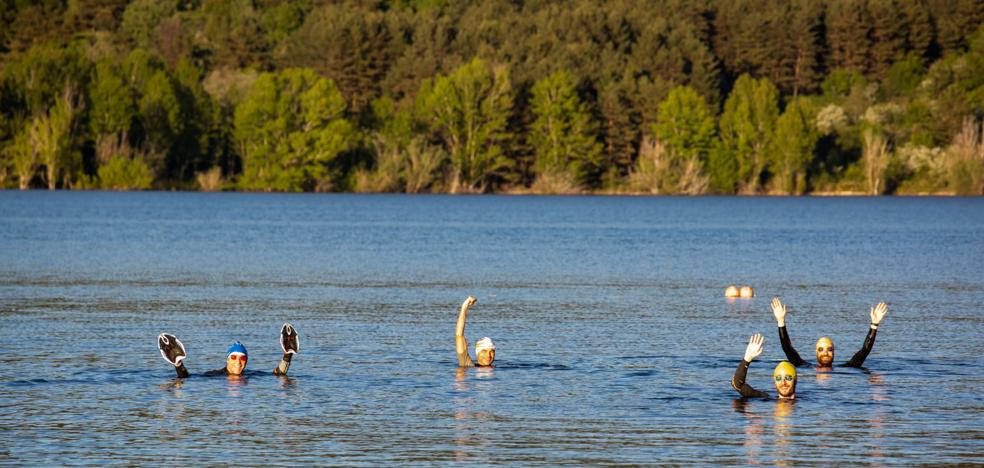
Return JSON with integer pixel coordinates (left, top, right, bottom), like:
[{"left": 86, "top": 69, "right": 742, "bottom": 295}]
[{"left": 1, "top": 0, "right": 982, "bottom": 194}]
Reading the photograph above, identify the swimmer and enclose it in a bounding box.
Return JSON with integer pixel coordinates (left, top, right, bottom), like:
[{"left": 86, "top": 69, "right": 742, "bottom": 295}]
[
  {"left": 732, "top": 333, "right": 797, "bottom": 399},
  {"left": 157, "top": 323, "right": 299, "bottom": 378},
  {"left": 455, "top": 296, "right": 495, "bottom": 367},
  {"left": 771, "top": 297, "right": 888, "bottom": 368}
]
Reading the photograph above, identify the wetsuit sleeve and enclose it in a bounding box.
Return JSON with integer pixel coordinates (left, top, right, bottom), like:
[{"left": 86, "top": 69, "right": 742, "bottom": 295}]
[
  {"left": 174, "top": 363, "right": 190, "bottom": 378},
  {"left": 456, "top": 335, "right": 474, "bottom": 368},
  {"left": 843, "top": 327, "right": 878, "bottom": 368},
  {"left": 778, "top": 326, "right": 809, "bottom": 367},
  {"left": 273, "top": 353, "right": 292, "bottom": 376},
  {"left": 731, "top": 360, "right": 770, "bottom": 399}
]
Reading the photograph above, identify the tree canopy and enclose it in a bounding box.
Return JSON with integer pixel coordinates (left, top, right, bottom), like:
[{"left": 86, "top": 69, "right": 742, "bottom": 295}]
[{"left": 1, "top": 0, "right": 983, "bottom": 194}]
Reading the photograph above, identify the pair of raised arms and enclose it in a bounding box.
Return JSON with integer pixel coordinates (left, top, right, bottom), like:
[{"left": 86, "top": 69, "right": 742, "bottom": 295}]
[{"left": 770, "top": 298, "right": 889, "bottom": 329}]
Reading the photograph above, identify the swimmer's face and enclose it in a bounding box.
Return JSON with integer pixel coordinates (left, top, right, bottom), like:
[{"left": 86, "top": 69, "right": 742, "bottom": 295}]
[
  {"left": 226, "top": 354, "right": 247, "bottom": 375},
  {"left": 476, "top": 349, "right": 495, "bottom": 366},
  {"left": 774, "top": 369, "right": 796, "bottom": 398},
  {"left": 815, "top": 337, "right": 834, "bottom": 367}
]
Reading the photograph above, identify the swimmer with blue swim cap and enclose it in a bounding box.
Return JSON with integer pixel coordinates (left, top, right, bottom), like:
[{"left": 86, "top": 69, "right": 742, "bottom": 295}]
[
  {"left": 157, "top": 323, "right": 300, "bottom": 378},
  {"left": 455, "top": 296, "right": 496, "bottom": 367},
  {"left": 771, "top": 297, "right": 889, "bottom": 368},
  {"left": 732, "top": 333, "right": 797, "bottom": 399}
]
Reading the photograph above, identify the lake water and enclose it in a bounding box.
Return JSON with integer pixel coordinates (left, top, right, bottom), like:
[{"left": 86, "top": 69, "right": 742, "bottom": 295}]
[{"left": 1, "top": 192, "right": 982, "bottom": 465}]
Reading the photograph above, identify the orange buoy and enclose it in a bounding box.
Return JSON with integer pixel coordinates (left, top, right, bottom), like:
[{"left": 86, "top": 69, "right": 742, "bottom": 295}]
[
  {"left": 725, "top": 285, "right": 740, "bottom": 298},
  {"left": 739, "top": 286, "right": 754, "bottom": 298}
]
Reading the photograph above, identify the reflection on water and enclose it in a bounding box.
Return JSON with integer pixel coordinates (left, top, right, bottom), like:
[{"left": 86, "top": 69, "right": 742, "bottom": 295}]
[{"left": 1, "top": 192, "right": 983, "bottom": 464}]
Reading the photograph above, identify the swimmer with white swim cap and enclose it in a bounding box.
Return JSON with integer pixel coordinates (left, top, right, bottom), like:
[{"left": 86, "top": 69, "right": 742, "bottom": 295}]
[
  {"left": 731, "top": 333, "right": 797, "bottom": 399},
  {"left": 771, "top": 297, "right": 889, "bottom": 368},
  {"left": 455, "top": 296, "right": 496, "bottom": 367}
]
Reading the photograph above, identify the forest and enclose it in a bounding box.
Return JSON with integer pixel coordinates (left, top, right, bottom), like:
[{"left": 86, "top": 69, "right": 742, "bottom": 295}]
[{"left": 1, "top": 0, "right": 983, "bottom": 194}]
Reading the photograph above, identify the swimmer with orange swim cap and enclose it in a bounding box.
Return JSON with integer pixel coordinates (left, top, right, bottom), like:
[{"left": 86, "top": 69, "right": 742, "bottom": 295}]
[
  {"left": 455, "top": 296, "right": 496, "bottom": 367},
  {"left": 771, "top": 297, "right": 889, "bottom": 368},
  {"left": 732, "top": 333, "right": 797, "bottom": 399}
]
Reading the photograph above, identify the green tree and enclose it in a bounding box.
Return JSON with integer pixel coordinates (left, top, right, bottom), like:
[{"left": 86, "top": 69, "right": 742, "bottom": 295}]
[
  {"left": 119, "top": 0, "right": 178, "bottom": 50},
  {"left": 529, "top": 70, "right": 601, "bottom": 192},
  {"left": 827, "top": 0, "right": 872, "bottom": 75},
  {"left": 234, "top": 68, "right": 354, "bottom": 192},
  {"left": 772, "top": 97, "right": 818, "bottom": 194},
  {"left": 719, "top": 74, "right": 780, "bottom": 193},
  {"left": 648, "top": 85, "right": 716, "bottom": 194},
  {"left": 97, "top": 155, "right": 154, "bottom": 190},
  {"left": 89, "top": 61, "right": 136, "bottom": 165},
  {"left": 418, "top": 57, "right": 513, "bottom": 193}
]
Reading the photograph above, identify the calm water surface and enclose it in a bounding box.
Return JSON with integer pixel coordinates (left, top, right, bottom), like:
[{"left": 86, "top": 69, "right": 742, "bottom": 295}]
[{"left": 1, "top": 192, "right": 982, "bottom": 465}]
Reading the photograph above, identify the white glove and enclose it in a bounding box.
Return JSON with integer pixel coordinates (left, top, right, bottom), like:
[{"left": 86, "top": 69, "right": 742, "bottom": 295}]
[
  {"left": 744, "top": 333, "right": 765, "bottom": 362},
  {"left": 771, "top": 297, "right": 787, "bottom": 327},
  {"left": 870, "top": 302, "right": 888, "bottom": 329}
]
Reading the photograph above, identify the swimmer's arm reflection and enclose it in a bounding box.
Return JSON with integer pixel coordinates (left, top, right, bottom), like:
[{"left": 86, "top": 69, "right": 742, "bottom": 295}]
[
  {"left": 843, "top": 302, "right": 887, "bottom": 367},
  {"left": 732, "top": 333, "right": 770, "bottom": 399},
  {"left": 772, "top": 297, "right": 808, "bottom": 367},
  {"left": 455, "top": 296, "right": 477, "bottom": 368}
]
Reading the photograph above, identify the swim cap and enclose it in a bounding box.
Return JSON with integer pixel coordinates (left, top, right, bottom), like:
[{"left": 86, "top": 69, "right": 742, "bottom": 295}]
[
  {"left": 815, "top": 336, "right": 834, "bottom": 350},
  {"left": 475, "top": 337, "right": 496, "bottom": 353},
  {"left": 724, "top": 285, "right": 739, "bottom": 298},
  {"left": 227, "top": 341, "right": 248, "bottom": 359},
  {"left": 773, "top": 361, "right": 797, "bottom": 380}
]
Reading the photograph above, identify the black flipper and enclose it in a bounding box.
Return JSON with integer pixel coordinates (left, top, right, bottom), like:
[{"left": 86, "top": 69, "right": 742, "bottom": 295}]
[
  {"left": 158, "top": 333, "right": 187, "bottom": 367},
  {"left": 280, "top": 323, "right": 299, "bottom": 355}
]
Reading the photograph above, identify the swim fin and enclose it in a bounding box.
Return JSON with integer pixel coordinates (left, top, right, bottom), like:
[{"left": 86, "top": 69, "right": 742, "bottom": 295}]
[
  {"left": 280, "top": 323, "right": 299, "bottom": 355},
  {"left": 158, "top": 333, "right": 187, "bottom": 367}
]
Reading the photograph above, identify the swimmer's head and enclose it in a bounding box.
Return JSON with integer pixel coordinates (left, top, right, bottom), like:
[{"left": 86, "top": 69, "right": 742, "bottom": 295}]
[
  {"left": 725, "top": 285, "right": 740, "bottom": 298},
  {"left": 815, "top": 337, "right": 834, "bottom": 367},
  {"left": 226, "top": 341, "right": 248, "bottom": 375},
  {"left": 475, "top": 337, "right": 496, "bottom": 366},
  {"left": 773, "top": 361, "right": 797, "bottom": 398},
  {"left": 739, "top": 286, "right": 754, "bottom": 298}
]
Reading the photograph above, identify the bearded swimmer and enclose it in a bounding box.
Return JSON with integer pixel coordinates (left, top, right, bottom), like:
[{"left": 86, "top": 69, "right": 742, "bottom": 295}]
[
  {"left": 455, "top": 296, "right": 496, "bottom": 367},
  {"left": 732, "top": 333, "right": 797, "bottom": 399},
  {"left": 157, "top": 323, "right": 299, "bottom": 378},
  {"left": 771, "top": 297, "right": 889, "bottom": 368}
]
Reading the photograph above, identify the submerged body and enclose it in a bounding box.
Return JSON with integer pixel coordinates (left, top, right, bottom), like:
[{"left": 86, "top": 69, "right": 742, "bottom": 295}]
[
  {"left": 771, "top": 298, "right": 888, "bottom": 368},
  {"left": 455, "top": 296, "right": 496, "bottom": 367},
  {"left": 732, "top": 333, "right": 797, "bottom": 400},
  {"left": 158, "top": 323, "right": 299, "bottom": 378}
]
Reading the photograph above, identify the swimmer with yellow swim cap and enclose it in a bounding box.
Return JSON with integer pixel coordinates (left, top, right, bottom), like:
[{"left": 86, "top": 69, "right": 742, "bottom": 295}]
[
  {"left": 771, "top": 297, "right": 889, "bottom": 368},
  {"left": 455, "top": 296, "right": 496, "bottom": 367},
  {"left": 732, "top": 333, "right": 796, "bottom": 399}
]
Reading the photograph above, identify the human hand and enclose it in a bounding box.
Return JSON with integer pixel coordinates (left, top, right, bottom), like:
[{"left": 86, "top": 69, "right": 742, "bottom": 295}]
[
  {"left": 870, "top": 302, "right": 888, "bottom": 328},
  {"left": 280, "top": 323, "right": 299, "bottom": 354},
  {"left": 771, "top": 297, "right": 787, "bottom": 327},
  {"left": 462, "top": 296, "right": 477, "bottom": 309},
  {"left": 158, "top": 333, "right": 186, "bottom": 367},
  {"left": 744, "top": 333, "right": 765, "bottom": 362}
]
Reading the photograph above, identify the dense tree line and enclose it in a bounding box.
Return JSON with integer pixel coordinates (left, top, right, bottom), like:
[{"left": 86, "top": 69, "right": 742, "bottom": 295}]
[{"left": 1, "top": 0, "right": 982, "bottom": 194}]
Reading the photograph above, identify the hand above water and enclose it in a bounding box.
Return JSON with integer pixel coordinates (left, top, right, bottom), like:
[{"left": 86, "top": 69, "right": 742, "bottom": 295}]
[
  {"left": 744, "top": 333, "right": 765, "bottom": 362},
  {"left": 771, "top": 297, "right": 787, "bottom": 327},
  {"left": 870, "top": 302, "right": 888, "bottom": 328},
  {"left": 280, "top": 323, "right": 299, "bottom": 354}
]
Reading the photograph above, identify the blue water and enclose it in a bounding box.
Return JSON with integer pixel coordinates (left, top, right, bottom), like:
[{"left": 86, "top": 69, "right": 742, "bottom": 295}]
[{"left": 1, "top": 192, "right": 982, "bottom": 464}]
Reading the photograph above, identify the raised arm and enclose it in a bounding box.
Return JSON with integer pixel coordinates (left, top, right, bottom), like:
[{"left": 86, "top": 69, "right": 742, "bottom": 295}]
[
  {"left": 844, "top": 302, "right": 887, "bottom": 367},
  {"left": 158, "top": 333, "right": 190, "bottom": 378},
  {"left": 455, "top": 296, "right": 477, "bottom": 367},
  {"left": 732, "top": 333, "right": 770, "bottom": 399},
  {"left": 772, "top": 297, "right": 808, "bottom": 367},
  {"left": 274, "top": 323, "right": 299, "bottom": 376}
]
